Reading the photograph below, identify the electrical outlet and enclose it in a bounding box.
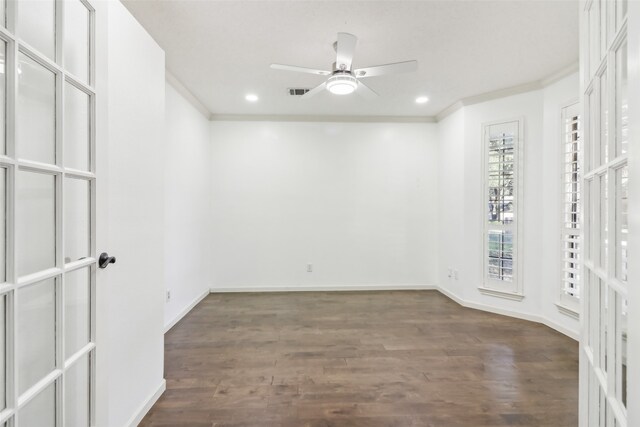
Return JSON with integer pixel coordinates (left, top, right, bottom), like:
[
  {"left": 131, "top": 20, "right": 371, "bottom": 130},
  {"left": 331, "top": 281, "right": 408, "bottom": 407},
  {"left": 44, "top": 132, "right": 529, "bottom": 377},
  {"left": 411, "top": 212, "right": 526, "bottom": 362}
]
[
  {"left": 307, "top": 263, "right": 313, "bottom": 273},
  {"left": 453, "top": 270, "right": 459, "bottom": 280},
  {"left": 166, "top": 290, "right": 171, "bottom": 302},
  {"left": 448, "top": 268, "right": 452, "bottom": 278}
]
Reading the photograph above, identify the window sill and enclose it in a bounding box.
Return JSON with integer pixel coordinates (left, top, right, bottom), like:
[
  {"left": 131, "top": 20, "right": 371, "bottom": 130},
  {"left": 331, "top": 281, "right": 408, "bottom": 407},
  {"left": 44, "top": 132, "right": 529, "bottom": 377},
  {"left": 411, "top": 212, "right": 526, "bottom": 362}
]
[
  {"left": 555, "top": 302, "right": 580, "bottom": 320},
  {"left": 478, "top": 287, "right": 525, "bottom": 301}
]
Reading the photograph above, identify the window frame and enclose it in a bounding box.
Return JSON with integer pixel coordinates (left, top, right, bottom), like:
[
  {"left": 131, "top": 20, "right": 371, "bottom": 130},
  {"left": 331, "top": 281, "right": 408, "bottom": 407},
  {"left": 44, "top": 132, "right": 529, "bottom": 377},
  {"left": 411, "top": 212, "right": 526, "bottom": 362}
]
[{"left": 479, "top": 117, "right": 525, "bottom": 300}]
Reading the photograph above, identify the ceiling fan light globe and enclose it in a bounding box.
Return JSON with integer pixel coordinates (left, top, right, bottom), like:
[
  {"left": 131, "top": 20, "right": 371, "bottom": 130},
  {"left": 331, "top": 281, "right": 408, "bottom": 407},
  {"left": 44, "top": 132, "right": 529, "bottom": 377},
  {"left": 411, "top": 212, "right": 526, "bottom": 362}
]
[
  {"left": 326, "top": 74, "right": 358, "bottom": 95},
  {"left": 328, "top": 83, "right": 356, "bottom": 95}
]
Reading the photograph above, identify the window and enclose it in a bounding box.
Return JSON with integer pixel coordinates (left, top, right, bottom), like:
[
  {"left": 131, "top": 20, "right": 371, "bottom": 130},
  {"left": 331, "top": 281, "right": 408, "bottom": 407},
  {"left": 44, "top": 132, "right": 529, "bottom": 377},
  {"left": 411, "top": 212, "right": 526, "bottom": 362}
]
[
  {"left": 482, "top": 119, "right": 523, "bottom": 298},
  {"left": 560, "top": 103, "right": 581, "bottom": 310}
]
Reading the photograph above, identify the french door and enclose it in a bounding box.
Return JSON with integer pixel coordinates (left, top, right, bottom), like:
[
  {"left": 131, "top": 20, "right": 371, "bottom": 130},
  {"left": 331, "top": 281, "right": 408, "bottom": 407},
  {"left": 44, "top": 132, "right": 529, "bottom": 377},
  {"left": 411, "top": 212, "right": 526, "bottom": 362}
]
[
  {"left": 580, "top": 0, "right": 629, "bottom": 426},
  {"left": 0, "top": 0, "right": 97, "bottom": 425}
]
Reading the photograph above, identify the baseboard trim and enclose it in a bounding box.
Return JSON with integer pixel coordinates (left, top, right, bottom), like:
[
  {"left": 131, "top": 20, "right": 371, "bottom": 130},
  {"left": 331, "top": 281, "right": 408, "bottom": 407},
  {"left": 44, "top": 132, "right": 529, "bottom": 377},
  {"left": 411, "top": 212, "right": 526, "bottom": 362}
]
[
  {"left": 439, "top": 286, "right": 540, "bottom": 322},
  {"left": 437, "top": 286, "right": 579, "bottom": 341},
  {"left": 171, "top": 284, "right": 577, "bottom": 342},
  {"left": 164, "top": 290, "right": 210, "bottom": 334},
  {"left": 125, "top": 379, "right": 166, "bottom": 427},
  {"left": 210, "top": 284, "right": 438, "bottom": 293},
  {"left": 541, "top": 317, "right": 580, "bottom": 341}
]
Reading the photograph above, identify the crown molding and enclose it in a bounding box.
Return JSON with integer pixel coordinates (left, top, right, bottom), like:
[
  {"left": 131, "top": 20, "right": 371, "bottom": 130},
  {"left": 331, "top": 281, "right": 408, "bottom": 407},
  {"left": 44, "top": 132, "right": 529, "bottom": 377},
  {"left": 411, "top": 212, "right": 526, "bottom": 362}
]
[
  {"left": 209, "top": 114, "right": 437, "bottom": 123},
  {"left": 436, "top": 61, "right": 579, "bottom": 122},
  {"left": 540, "top": 61, "right": 580, "bottom": 87},
  {"left": 165, "top": 70, "right": 212, "bottom": 120},
  {"left": 165, "top": 61, "right": 578, "bottom": 124}
]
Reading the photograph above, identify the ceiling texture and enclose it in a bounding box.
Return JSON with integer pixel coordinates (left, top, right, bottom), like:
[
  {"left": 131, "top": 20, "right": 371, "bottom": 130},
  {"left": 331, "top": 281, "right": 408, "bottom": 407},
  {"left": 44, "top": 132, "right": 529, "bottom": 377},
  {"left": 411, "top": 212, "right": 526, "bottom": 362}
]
[{"left": 122, "top": 0, "right": 579, "bottom": 118}]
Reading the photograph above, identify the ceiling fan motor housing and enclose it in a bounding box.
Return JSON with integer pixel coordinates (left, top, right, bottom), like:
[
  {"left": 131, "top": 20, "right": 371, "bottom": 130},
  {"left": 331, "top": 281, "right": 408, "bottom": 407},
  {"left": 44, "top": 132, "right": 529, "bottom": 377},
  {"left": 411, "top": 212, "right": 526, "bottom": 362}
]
[{"left": 326, "top": 72, "right": 358, "bottom": 95}]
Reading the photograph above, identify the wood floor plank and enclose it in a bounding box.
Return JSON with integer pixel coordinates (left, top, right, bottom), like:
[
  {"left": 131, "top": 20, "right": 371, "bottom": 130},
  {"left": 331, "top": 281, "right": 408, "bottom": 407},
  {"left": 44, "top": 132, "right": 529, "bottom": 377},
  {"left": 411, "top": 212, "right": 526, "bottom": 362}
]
[{"left": 140, "top": 290, "right": 578, "bottom": 427}]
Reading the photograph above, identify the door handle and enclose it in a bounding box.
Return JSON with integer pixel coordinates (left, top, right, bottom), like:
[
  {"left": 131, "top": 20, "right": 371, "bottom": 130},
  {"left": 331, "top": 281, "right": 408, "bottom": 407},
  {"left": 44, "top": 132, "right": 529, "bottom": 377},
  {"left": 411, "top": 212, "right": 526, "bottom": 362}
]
[{"left": 99, "top": 252, "right": 116, "bottom": 269}]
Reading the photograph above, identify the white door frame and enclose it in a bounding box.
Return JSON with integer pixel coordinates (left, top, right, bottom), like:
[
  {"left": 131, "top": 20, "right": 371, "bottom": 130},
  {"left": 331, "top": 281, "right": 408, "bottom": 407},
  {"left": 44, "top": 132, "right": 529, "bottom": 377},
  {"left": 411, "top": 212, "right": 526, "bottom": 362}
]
[{"left": 94, "top": 0, "right": 108, "bottom": 425}]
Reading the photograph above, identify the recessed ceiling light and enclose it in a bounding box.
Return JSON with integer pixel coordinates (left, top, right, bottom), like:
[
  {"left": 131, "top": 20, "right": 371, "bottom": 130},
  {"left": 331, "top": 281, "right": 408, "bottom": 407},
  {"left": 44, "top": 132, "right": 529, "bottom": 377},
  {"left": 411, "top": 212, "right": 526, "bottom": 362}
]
[
  {"left": 415, "top": 96, "right": 429, "bottom": 104},
  {"left": 245, "top": 94, "right": 259, "bottom": 102}
]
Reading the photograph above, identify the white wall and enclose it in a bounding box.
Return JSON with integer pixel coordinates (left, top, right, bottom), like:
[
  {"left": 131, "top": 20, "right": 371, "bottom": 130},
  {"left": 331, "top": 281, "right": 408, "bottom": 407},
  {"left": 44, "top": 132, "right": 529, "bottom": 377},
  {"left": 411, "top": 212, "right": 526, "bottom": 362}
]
[
  {"left": 104, "top": 2, "right": 166, "bottom": 426},
  {"left": 437, "top": 73, "right": 580, "bottom": 339},
  {"left": 164, "top": 81, "right": 212, "bottom": 329},
  {"left": 210, "top": 121, "right": 439, "bottom": 290},
  {"left": 437, "top": 109, "right": 465, "bottom": 297}
]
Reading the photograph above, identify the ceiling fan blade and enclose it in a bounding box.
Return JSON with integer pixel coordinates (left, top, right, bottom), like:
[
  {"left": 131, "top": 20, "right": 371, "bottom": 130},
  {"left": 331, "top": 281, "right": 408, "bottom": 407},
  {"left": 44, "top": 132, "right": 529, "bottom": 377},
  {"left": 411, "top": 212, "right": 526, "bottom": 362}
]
[
  {"left": 301, "top": 82, "right": 327, "bottom": 99},
  {"left": 353, "top": 60, "right": 418, "bottom": 78},
  {"left": 356, "top": 80, "right": 378, "bottom": 100},
  {"left": 270, "top": 64, "right": 332, "bottom": 76},
  {"left": 336, "top": 32, "right": 357, "bottom": 70}
]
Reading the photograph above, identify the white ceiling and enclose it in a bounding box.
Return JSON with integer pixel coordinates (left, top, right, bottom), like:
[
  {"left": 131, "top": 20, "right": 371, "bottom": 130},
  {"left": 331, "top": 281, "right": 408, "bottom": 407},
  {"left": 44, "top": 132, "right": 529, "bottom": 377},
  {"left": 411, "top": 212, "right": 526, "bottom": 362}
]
[{"left": 122, "top": 0, "right": 579, "bottom": 118}]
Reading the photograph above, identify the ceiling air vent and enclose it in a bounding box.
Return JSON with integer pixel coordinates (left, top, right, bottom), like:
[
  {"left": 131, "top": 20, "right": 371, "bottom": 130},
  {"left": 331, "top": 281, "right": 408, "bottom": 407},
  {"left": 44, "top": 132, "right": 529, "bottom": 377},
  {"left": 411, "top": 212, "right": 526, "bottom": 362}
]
[{"left": 288, "top": 88, "right": 310, "bottom": 96}]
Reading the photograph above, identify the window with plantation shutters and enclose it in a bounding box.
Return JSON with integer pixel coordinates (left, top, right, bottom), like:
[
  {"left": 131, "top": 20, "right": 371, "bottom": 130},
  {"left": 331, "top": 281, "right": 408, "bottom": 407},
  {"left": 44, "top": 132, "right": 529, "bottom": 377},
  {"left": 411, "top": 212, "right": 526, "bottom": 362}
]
[
  {"left": 560, "top": 103, "right": 581, "bottom": 309},
  {"left": 481, "top": 119, "right": 523, "bottom": 298}
]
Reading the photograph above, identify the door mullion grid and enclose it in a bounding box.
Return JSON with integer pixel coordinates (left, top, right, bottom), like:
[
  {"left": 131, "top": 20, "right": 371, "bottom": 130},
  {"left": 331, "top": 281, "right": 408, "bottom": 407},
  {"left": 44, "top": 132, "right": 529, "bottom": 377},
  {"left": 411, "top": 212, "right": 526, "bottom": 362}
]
[
  {"left": 5, "top": 0, "right": 17, "bottom": 423},
  {"left": 0, "top": 0, "right": 97, "bottom": 425},
  {"left": 606, "top": 13, "right": 629, "bottom": 426},
  {"left": 89, "top": 51, "right": 96, "bottom": 424},
  {"left": 609, "top": 14, "right": 629, "bottom": 422},
  {"left": 606, "top": 38, "right": 617, "bottom": 427},
  {"left": 0, "top": 9, "right": 18, "bottom": 423},
  {"left": 83, "top": 0, "right": 95, "bottom": 90},
  {"left": 55, "top": 0, "right": 66, "bottom": 423},
  {"left": 582, "top": 1, "right": 629, "bottom": 425},
  {"left": 9, "top": 45, "right": 64, "bottom": 427}
]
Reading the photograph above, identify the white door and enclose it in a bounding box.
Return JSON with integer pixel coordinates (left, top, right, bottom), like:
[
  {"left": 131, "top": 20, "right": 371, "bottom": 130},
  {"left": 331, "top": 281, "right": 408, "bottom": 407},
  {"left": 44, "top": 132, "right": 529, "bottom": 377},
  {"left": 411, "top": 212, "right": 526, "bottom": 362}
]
[
  {"left": 0, "top": 0, "right": 98, "bottom": 425},
  {"left": 99, "top": 3, "right": 166, "bottom": 427},
  {"left": 580, "top": 0, "right": 629, "bottom": 426}
]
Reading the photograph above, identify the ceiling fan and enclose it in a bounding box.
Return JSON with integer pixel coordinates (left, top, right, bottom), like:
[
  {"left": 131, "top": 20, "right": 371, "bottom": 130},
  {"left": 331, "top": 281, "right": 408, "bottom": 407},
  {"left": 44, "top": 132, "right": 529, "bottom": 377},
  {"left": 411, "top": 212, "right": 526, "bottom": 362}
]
[{"left": 270, "top": 32, "right": 418, "bottom": 99}]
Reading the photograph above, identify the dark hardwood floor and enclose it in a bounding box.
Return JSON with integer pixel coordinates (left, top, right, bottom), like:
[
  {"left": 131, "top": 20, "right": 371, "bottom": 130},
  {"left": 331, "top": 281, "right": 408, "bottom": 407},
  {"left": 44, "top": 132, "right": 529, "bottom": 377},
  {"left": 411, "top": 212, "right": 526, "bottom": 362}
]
[{"left": 140, "top": 290, "right": 578, "bottom": 427}]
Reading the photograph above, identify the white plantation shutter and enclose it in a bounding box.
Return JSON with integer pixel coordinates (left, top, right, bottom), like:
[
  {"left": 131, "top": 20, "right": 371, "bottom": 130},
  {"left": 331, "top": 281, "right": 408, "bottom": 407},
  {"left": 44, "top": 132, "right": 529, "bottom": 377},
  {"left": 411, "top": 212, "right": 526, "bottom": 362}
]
[
  {"left": 482, "top": 119, "right": 523, "bottom": 297},
  {"left": 561, "top": 103, "right": 581, "bottom": 303}
]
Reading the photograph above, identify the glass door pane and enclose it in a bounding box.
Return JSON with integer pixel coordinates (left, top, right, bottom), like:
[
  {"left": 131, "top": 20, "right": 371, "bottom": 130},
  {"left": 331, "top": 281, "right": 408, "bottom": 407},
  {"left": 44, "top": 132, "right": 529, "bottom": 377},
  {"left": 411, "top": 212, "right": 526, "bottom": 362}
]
[
  {"left": 17, "top": 0, "right": 56, "bottom": 60},
  {"left": 64, "top": 178, "right": 90, "bottom": 264},
  {"left": 17, "top": 53, "right": 56, "bottom": 165},
  {"left": 18, "top": 382, "right": 56, "bottom": 427},
  {"left": 65, "top": 267, "right": 90, "bottom": 357},
  {"left": 0, "top": 168, "right": 5, "bottom": 283},
  {"left": 17, "top": 278, "right": 56, "bottom": 395},
  {"left": 0, "top": 294, "right": 5, "bottom": 411},
  {"left": 64, "top": 0, "right": 90, "bottom": 83},
  {"left": 615, "top": 40, "right": 628, "bottom": 157},
  {"left": 16, "top": 170, "right": 56, "bottom": 277},
  {"left": 0, "top": 40, "right": 6, "bottom": 155},
  {"left": 65, "top": 354, "right": 90, "bottom": 427},
  {"left": 64, "top": 83, "right": 90, "bottom": 171}
]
